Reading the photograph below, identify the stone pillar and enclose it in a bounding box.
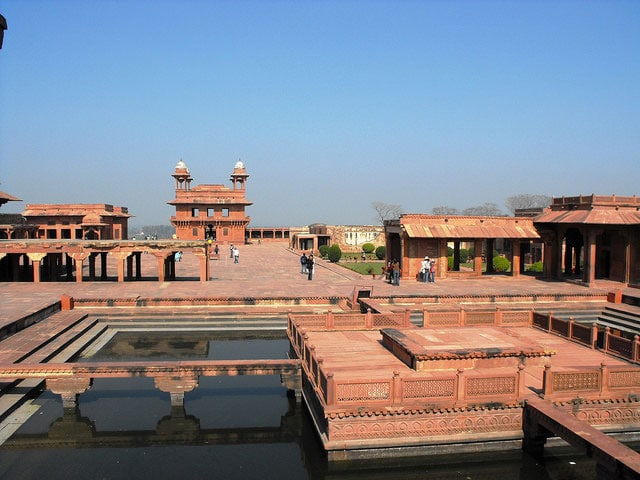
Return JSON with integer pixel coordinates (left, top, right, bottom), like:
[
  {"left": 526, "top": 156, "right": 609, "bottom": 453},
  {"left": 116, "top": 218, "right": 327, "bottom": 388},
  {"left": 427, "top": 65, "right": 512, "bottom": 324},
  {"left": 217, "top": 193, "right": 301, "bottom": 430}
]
[
  {"left": 474, "top": 239, "right": 483, "bottom": 276},
  {"left": 111, "top": 252, "right": 130, "bottom": 283},
  {"left": 624, "top": 233, "right": 631, "bottom": 285},
  {"left": 69, "top": 252, "right": 89, "bottom": 283},
  {"left": 88, "top": 253, "right": 96, "bottom": 280},
  {"left": 154, "top": 375, "right": 199, "bottom": 407},
  {"left": 512, "top": 241, "right": 521, "bottom": 277},
  {"left": 281, "top": 369, "right": 303, "bottom": 403},
  {"left": 47, "top": 377, "right": 92, "bottom": 409},
  {"left": 194, "top": 248, "right": 209, "bottom": 281},
  {"left": 584, "top": 230, "right": 598, "bottom": 286},
  {"left": 521, "top": 402, "right": 552, "bottom": 458},
  {"left": 27, "top": 252, "right": 47, "bottom": 283},
  {"left": 153, "top": 253, "right": 167, "bottom": 282}
]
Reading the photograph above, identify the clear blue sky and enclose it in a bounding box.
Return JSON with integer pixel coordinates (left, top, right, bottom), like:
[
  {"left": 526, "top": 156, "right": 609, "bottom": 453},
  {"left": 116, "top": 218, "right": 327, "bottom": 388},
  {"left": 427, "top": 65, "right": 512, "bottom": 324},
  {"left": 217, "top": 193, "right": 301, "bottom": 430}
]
[{"left": 1, "top": 1, "right": 638, "bottom": 227}]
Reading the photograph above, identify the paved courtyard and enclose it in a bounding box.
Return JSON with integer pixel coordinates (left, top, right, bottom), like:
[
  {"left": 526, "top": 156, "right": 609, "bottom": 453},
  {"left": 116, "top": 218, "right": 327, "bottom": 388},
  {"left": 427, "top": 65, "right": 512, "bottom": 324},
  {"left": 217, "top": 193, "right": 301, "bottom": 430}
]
[{"left": 0, "top": 242, "right": 631, "bottom": 330}]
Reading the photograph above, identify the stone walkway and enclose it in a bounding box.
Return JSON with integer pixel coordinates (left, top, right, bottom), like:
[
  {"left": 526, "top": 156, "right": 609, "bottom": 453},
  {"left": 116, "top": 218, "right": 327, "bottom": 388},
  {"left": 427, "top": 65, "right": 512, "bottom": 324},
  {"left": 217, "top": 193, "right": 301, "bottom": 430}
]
[{"left": 0, "top": 242, "right": 631, "bottom": 330}]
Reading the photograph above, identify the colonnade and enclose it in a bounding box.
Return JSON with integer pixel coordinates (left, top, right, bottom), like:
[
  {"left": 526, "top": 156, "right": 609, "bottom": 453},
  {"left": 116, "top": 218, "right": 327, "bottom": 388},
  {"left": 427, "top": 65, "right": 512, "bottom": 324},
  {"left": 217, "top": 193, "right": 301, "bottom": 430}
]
[{"left": 0, "top": 240, "right": 211, "bottom": 282}]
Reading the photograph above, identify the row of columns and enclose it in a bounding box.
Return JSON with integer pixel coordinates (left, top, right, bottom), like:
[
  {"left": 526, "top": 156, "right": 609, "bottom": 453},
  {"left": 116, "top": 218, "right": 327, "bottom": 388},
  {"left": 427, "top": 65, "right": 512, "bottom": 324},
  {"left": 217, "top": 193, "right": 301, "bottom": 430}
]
[
  {"left": 407, "top": 238, "right": 526, "bottom": 281},
  {"left": 11, "top": 248, "right": 210, "bottom": 283},
  {"left": 541, "top": 227, "right": 633, "bottom": 286},
  {"left": 47, "top": 372, "right": 302, "bottom": 409}
]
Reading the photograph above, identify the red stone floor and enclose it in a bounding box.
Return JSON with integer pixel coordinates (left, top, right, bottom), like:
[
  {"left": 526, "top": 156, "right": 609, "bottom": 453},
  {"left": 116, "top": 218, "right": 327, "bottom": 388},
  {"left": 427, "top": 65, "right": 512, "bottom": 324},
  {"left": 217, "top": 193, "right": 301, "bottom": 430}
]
[
  {"left": 306, "top": 327, "right": 628, "bottom": 396},
  {"left": 0, "top": 242, "right": 633, "bottom": 331}
]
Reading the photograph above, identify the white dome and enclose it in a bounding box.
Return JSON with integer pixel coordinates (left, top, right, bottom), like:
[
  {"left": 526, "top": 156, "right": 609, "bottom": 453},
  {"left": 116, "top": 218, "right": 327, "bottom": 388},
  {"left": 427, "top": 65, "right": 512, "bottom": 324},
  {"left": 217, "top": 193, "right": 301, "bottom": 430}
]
[
  {"left": 234, "top": 159, "right": 245, "bottom": 169},
  {"left": 175, "top": 159, "right": 188, "bottom": 169}
]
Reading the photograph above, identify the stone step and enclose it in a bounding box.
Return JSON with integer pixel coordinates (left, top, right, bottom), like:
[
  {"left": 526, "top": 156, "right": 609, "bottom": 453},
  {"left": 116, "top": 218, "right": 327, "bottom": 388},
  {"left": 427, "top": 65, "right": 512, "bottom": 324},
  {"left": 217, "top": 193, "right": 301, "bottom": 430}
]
[
  {"left": 597, "top": 313, "right": 640, "bottom": 335},
  {"left": 47, "top": 323, "right": 110, "bottom": 363},
  {"left": 16, "top": 317, "right": 99, "bottom": 363},
  {"left": 0, "top": 311, "right": 90, "bottom": 364},
  {"left": 0, "top": 379, "right": 45, "bottom": 425},
  {"left": 604, "top": 303, "right": 640, "bottom": 319},
  {"left": 0, "top": 318, "right": 105, "bottom": 423}
]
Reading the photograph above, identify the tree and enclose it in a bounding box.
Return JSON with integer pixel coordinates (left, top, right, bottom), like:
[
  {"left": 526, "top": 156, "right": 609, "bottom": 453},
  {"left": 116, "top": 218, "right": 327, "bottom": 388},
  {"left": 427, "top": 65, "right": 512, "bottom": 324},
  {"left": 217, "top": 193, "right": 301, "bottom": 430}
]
[
  {"left": 371, "top": 201, "right": 403, "bottom": 224},
  {"left": 504, "top": 194, "right": 552, "bottom": 214},
  {"left": 462, "top": 203, "right": 504, "bottom": 216},
  {"left": 431, "top": 206, "right": 460, "bottom": 215}
]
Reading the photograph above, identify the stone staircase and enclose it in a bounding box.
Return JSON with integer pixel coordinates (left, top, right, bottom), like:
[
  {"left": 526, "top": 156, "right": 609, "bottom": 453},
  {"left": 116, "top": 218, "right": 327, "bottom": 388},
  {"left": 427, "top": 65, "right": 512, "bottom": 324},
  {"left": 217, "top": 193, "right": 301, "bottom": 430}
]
[
  {"left": 597, "top": 304, "right": 640, "bottom": 335},
  {"left": 0, "top": 311, "right": 108, "bottom": 423}
]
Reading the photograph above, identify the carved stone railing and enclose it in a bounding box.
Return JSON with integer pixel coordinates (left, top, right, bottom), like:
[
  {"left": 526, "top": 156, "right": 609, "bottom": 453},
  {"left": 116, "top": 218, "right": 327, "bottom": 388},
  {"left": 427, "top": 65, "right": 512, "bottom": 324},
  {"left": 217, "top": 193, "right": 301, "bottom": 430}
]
[
  {"left": 423, "top": 308, "right": 532, "bottom": 328},
  {"left": 287, "top": 309, "right": 412, "bottom": 332},
  {"left": 316, "top": 367, "right": 523, "bottom": 409},
  {"left": 542, "top": 364, "right": 640, "bottom": 401},
  {"left": 533, "top": 312, "right": 640, "bottom": 362},
  {"left": 287, "top": 315, "right": 524, "bottom": 411}
]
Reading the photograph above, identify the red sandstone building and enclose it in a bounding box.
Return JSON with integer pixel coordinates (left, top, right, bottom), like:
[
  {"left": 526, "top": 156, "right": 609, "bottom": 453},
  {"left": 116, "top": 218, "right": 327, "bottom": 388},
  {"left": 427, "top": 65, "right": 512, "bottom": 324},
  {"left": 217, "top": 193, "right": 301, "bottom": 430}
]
[
  {"left": 385, "top": 214, "right": 541, "bottom": 281},
  {"left": 534, "top": 195, "right": 640, "bottom": 286},
  {"left": 22, "top": 203, "right": 130, "bottom": 240},
  {"left": 168, "top": 159, "right": 252, "bottom": 244}
]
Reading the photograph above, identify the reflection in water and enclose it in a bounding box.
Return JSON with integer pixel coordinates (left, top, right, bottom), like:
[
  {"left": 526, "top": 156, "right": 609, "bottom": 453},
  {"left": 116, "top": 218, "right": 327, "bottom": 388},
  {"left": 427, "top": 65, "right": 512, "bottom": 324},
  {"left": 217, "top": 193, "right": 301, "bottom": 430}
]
[
  {"left": 80, "top": 331, "right": 288, "bottom": 361},
  {"left": 0, "top": 332, "right": 604, "bottom": 479}
]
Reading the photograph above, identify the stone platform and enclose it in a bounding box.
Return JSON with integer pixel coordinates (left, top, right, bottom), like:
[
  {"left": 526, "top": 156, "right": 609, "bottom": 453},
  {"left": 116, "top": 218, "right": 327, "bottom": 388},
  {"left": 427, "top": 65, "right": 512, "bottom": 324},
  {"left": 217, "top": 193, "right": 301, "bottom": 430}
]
[
  {"left": 381, "top": 327, "right": 554, "bottom": 370},
  {"left": 287, "top": 310, "right": 640, "bottom": 463}
]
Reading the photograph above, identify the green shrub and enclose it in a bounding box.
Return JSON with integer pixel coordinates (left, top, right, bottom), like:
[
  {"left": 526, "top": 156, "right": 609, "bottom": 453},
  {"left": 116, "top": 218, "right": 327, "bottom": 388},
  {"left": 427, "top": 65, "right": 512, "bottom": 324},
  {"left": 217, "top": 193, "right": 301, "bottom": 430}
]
[
  {"left": 328, "top": 244, "right": 342, "bottom": 263},
  {"left": 318, "top": 245, "right": 329, "bottom": 258},
  {"left": 375, "top": 245, "right": 386, "bottom": 260},
  {"left": 448, "top": 256, "right": 454, "bottom": 270},
  {"left": 459, "top": 248, "right": 469, "bottom": 264},
  {"left": 526, "top": 261, "right": 544, "bottom": 273},
  {"left": 493, "top": 256, "right": 511, "bottom": 272},
  {"left": 362, "top": 243, "right": 375, "bottom": 254}
]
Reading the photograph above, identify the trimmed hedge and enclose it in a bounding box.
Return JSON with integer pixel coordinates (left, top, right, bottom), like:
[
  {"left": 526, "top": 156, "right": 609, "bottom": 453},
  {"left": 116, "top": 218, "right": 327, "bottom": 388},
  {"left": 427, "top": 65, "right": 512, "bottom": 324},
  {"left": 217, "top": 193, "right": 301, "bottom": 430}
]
[
  {"left": 526, "top": 261, "right": 543, "bottom": 273},
  {"left": 362, "top": 243, "right": 375, "bottom": 254},
  {"left": 493, "top": 256, "right": 511, "bottom": 272},
  {"left": 328, "top": 244, "right": 342, "bottom": 263}
]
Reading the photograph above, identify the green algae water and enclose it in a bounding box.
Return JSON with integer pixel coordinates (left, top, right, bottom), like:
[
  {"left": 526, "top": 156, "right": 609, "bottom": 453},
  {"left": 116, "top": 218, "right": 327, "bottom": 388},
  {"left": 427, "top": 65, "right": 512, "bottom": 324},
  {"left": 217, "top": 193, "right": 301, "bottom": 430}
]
[{"left": 0, "top": 331, "right": 606, "bottom": 479}]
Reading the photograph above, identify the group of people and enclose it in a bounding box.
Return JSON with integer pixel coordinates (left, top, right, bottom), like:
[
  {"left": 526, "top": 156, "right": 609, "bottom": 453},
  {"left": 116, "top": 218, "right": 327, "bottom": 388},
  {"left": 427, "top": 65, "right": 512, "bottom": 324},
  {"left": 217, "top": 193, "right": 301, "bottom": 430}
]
[
  {"left": 382, "top": 256, "right": 436, "bottom": 285},
  {"left": 299, "top": 252, "right": 315, "bottom": 280},
  {"left": 383, "top": 260, "right": 401, "bottom": 286},
  {"left": 420, "top": 256, "right": 436, "bottom": 283}
]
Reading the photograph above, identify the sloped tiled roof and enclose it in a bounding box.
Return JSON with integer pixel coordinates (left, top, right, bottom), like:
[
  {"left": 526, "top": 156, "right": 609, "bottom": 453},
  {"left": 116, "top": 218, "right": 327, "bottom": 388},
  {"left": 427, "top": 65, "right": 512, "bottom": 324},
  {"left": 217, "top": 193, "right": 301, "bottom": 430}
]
[
  {"left": 0, "top": 191, "right": 21, "bottom": 206},
  {"left": 534, "top": 208, "right": 640, "bottom": 225},
  {"left": 400, "top": 215, "right": 540, "bottom": 239}
]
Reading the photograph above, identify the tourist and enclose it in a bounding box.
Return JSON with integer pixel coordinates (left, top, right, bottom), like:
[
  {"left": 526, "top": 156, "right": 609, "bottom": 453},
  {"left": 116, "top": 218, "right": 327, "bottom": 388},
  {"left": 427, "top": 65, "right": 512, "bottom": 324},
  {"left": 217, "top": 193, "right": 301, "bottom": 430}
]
[
  {"left": 429, "top": 259, "right": 436, "bottom": 283},
  {"left": 233, "top": 246, "right": 239, "bottom": 264},
  {"left": 384, "top": 261, "right": 392, "bottom": 282},
  {"left": 214, "top": 244, "right": 219, "bottom": 256},
  {"left": 307, "top": 254, "right": 314, "bottom": 280},
  {"left": 230, "top": 244, "right": 234, "bottom": 258},
  {"left": 175, "top": 251, "right": 183, "bottom": 262},
  {"left": 420, "top": 256, "right": 430, "bottom": 282},
  {"left": 300, "top": 253, "right": 308, "bottom": 273},
  {"left": 391, "top": 259, "right": 400, "bottom": 286}
]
